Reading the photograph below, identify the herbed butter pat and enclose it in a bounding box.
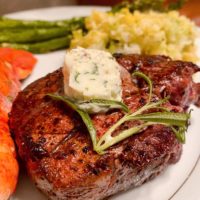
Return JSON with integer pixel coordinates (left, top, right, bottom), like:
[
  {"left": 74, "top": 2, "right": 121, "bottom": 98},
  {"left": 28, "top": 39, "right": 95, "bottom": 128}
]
[{"left": 63, "top": 47, "right": 122, "bottom": 102}]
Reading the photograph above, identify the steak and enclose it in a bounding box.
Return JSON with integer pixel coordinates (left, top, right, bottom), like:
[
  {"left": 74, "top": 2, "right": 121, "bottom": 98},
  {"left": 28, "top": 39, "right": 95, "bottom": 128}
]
[
  {"left": 115, "top": 54, "right": 200, "bottom": 108},
  {"left": 9, "top": 54, "right": 200, "bottom": 200}
]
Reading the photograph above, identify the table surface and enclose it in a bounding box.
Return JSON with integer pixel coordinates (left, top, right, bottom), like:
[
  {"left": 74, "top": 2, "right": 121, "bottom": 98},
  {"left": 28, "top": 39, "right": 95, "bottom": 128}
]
[{"left": 0, "top": 0, "right": 77, "bottom": 15}]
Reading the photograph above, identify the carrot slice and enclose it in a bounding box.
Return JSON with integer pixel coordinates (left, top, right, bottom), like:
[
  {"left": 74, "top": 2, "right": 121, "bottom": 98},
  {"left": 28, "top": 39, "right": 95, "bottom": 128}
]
[
  {"left": 0, "top": 47, "right": 33, "bottom": 200},
  {"left": 0, "top": 48, "right": 13, "bottom": 64},
  {"left": 11, "top": 49, "right": 37, "bottom": 79},
  {"left": 0, "top": 60, "right": 20, "bottom": 100},
  {"left": 0, "top": 93, "right": 12, "bottom": 113},
  {"left": 0, "top": 48, "right": 37, "bottom": 80},
  {"left": 0, "top": 61, "right": 12, "bottom": 97}
]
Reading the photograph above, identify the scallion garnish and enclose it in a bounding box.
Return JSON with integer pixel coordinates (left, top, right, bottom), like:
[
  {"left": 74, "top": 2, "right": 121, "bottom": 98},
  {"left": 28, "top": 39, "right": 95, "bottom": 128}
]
[{"left": 48, "top": 71, "right": 190, "bottom": 155}]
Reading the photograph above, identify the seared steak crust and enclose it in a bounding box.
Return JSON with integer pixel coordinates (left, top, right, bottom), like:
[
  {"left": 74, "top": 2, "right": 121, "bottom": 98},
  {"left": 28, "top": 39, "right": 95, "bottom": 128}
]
[
  {"left": 9, "top": 54, "right": 200, "bottom": 200},
  {"left": 115, "top": 54, "right": 200, "bottom": 108}
]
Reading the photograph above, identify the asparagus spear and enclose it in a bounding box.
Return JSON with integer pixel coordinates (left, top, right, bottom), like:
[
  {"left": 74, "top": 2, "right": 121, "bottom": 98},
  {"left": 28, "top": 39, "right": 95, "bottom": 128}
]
[
  {"left": 0, "top": 17, "right": 85, "bottom": 53},
  {"left": 1, "top": 35, "right": 72, "bottom": 53},
  {"left": 112, "top": 0, "right": 187, "bottom": 13},
  {"left": 0, "top": 27, "right": 71, "bottom": 43},
  {"left": 0, "top": 17, "right": 85, "bottom": 29}
]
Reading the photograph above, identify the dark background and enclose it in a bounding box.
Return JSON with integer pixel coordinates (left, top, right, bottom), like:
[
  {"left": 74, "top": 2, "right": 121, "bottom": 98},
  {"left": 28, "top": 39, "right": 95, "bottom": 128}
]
[{"left": 0, "top": 0, "right": 77, "bottom": 15}]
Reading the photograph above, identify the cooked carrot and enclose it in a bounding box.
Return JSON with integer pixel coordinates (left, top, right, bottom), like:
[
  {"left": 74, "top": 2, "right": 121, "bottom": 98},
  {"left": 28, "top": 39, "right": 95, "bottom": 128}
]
[
  {"left": 0, "top": 47, "right": 36, "bottom": 199},
  {"left": 0, "top": 60, "right": 20, "bottom": 100},
  {"left": 11, "top": 49, "right": 37, "bottom": 79},
  {"left": 0, "top": 61, "right": 12, "bottom": 97},
  {"left": 0, "top": 48, "right": 37, "bottom": 80},
  {"left": 0, "top": 108, "right": 19, "bottom": 200},
  {"left": 0, "top": 48, "right": 13, "bottom": 63}
]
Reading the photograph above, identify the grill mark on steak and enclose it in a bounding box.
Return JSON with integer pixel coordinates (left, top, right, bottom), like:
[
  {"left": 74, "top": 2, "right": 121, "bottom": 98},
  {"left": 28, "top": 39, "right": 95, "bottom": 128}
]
[
  {"left": 50, "top": 125, "right": 81, "bottom": 156},
  {"left": 9, "top": 54, "right": 200, "bottom": 200}
]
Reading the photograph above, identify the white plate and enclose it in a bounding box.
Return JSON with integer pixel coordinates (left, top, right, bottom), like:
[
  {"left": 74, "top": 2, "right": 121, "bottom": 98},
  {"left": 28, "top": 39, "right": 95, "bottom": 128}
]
[{"left": 7, "top": 6, "right": 200, "bottom": 200}]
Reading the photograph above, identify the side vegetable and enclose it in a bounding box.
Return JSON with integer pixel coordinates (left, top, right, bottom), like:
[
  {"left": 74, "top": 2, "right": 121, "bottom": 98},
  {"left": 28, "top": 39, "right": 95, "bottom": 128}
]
[
  {"left": 0, "top": 17, "right": 85, "bottom": 53},
  {"left": 0, "top": 0, "right": 187, "bottom": 54},
  {"left": 0, "top": 48, "right": 37, "bottom": 80},
  {"left": 0, "top": 47, "right": 36, "bottom": 200},
  {"left": 112, "top": 0, "right": 187, "bottom": 13}
]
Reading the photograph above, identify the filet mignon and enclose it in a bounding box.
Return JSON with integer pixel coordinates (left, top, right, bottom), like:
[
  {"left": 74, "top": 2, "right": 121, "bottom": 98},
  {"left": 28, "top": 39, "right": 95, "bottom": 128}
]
[{"left": 9, "top": 54, "right": 200, "bottom": 200}]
